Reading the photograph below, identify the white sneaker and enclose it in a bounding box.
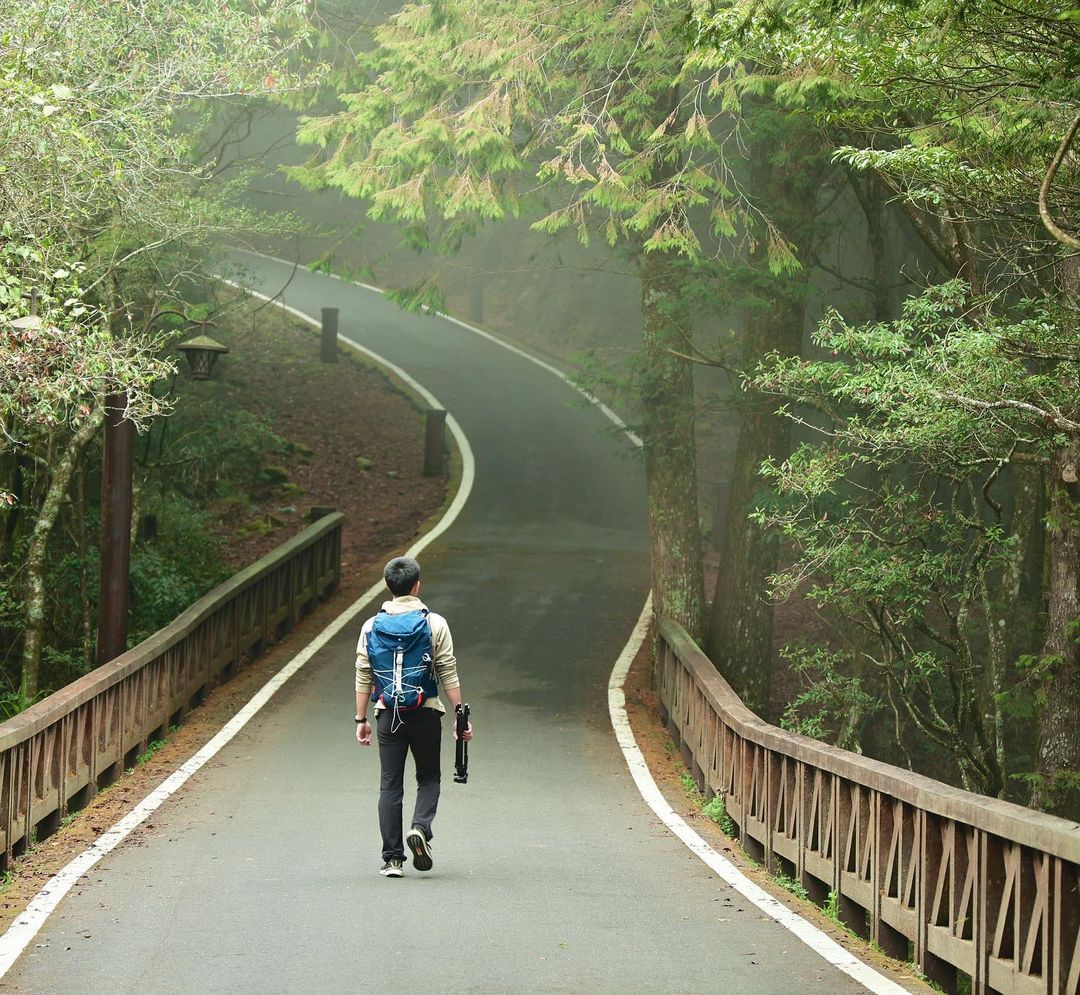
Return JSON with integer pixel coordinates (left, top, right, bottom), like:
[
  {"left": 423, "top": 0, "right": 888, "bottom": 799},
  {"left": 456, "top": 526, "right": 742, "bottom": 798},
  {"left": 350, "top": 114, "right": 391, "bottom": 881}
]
[
  {"left": 405, "top": 828, "right": 433, "bottom": 871},
  {"left": 380, "top": 859, "right": 404, "bottom": 877}
]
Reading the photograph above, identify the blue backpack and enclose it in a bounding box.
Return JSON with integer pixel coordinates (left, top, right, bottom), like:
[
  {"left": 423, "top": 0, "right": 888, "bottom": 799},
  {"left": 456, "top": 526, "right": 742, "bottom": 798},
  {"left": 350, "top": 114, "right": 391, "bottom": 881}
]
[{"left": 367, "top": 608, "right": 438, "bottom": 711}]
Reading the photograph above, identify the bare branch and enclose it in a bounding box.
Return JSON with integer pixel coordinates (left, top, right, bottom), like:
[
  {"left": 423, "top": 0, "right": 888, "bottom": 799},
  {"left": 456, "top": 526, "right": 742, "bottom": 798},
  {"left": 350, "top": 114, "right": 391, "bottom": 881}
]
[
  {"left": 1038, "top": 111, "right": 1080, "bottom": 251},
  {"left": 935, "top": 390, "right": 1080, "bottom": 434}
]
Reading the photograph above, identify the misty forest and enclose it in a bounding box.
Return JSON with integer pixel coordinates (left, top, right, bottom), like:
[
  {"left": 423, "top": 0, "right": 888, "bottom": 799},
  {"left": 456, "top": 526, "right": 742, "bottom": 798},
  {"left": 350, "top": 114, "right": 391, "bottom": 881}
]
[{"left": 1, "top": 0, "right": 1078, "bottom": 821}]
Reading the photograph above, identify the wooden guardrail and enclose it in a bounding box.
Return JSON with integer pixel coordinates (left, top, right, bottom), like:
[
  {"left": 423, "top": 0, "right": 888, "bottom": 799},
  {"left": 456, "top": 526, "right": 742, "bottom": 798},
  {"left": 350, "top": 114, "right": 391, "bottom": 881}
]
[
  {"left": 657, "top": 617, "right": 1080, "bottom": 995},
  {"left": 0, "top": 513, "right": 343, "bottom": 869}
]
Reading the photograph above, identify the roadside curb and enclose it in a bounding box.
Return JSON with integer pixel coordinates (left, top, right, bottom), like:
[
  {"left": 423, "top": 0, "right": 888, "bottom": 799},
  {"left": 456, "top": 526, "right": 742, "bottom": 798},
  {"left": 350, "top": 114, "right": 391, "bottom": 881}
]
[
  {"left": 238, "top": 250, "right": 929, "bottom": 994},
  {"left": 0, "top": 284, "right": 477, "bottom": 979}
]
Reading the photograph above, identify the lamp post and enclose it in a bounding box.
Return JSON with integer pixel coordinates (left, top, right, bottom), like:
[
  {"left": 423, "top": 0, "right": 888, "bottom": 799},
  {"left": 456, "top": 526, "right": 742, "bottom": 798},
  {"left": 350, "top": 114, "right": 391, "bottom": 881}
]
[
  {"left": 96, "top": 313, "right": 229, "bottom": 665},
  {"left": 96, "top": 393, "right": 134, "bottom": 664}
]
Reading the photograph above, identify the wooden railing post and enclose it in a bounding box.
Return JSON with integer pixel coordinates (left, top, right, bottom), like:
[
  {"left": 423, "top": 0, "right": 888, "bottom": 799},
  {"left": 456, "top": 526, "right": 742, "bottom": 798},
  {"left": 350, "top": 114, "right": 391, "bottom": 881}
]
[
  {"left": 654, "top": 616, "right": 1080, "bottom": 992},
  {"left": 320, "top": 307, "right": 339, "bottom": 363},
  {"left": 424, "top": 408, "right": 447, "bottom": 476}
]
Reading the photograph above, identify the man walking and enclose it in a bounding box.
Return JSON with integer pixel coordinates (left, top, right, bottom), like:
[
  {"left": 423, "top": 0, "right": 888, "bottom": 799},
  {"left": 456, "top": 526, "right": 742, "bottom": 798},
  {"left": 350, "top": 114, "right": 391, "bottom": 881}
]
[{"left": 355, "top": 556, "right": 473, "bottom": 877}]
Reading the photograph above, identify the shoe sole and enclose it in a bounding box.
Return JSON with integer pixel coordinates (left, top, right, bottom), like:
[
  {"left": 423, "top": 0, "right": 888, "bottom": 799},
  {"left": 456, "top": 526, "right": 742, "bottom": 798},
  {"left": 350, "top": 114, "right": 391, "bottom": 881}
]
[
  {"left": 405, "top": 830, "right": 433, "bottom": 871},
  {"left": 380, "top": 866, "right": 404, "bottom": 878}
]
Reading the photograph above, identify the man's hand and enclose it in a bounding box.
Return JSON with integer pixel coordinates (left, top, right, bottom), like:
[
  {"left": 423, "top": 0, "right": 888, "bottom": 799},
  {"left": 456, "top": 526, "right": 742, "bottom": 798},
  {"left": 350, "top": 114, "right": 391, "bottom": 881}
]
[
  {"left": 453, "top": 721, "right": 474, "bottom": 742},
  {"left": 356, "top": 719, "right": 373, "bottom": 745}
]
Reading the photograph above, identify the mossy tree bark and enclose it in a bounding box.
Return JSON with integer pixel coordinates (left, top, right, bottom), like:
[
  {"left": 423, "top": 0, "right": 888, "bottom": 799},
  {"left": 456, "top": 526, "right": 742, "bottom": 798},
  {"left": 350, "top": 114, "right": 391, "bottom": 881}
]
[
  {"left": 705, "top": 108, "right": 827, "bottom": 717},
  {"left": 1031, "top": 255, "right": 1080, "bottom": 819},
  {"left": 1032, "top": 438, "right": 1080, "bottom": 818},
  {"left": 640, "top": 248, "right": 705, "bottom": 644},
  {"left": 21, "top": 409, "right": 104, "bottom": 700},
  {"left": 706, "top": 288, "right": 803, "bottom": 715}
]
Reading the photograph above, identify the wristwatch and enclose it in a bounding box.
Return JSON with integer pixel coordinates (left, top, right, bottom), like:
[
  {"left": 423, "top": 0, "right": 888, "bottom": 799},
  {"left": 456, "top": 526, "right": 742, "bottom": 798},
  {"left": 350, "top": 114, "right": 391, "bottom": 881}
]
[{"left": 355, "top": 715, "right": 369, "bottom": 724}]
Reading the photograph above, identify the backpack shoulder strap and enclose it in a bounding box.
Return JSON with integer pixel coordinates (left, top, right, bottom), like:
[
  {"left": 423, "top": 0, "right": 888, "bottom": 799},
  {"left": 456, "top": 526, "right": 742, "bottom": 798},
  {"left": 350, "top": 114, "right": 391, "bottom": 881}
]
[{"left": 365, "top": 609, "right": 388, "bottom": 649}]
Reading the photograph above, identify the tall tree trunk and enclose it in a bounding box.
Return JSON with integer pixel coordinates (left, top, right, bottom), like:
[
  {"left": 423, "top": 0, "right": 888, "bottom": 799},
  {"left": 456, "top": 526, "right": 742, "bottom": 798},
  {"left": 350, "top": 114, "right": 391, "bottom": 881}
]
[
  {"left": 1031, "top": 255, "right": 1080, "bottom": 819},
  {"left": 640, "top": 248, "right": 705, "bottom": 642},
  {"left": 706, "top": 106, "right": 826, "bottom": 716},
  {"left": 77, "top": 462, "right": 94, "bottom": 671},
  {"left": 97, "top": 395, "right": 134, "bottom": 666},
  {"left": 1031, "top": 439, "right": 1080, "bottom": 818},
  {"left": 982, "top": 469, "right": 1039, "bottom": 785},
  {"left": 21, "top": 409, "right": 105, "bottom": 700},
  {"left": 846, "top": 170, "right": 893, "bottom": 322},
  {"left": 864, "top": 179, "right": 891, "bottom": 322},
  {"left": 706, "top": 291, "right": 803, "bottom": 714}
]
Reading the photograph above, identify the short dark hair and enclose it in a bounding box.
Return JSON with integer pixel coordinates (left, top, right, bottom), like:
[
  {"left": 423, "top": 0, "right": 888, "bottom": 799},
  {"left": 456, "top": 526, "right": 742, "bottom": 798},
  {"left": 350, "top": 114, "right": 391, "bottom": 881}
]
[{"left": 384, "top": 556, "right": 421, "bottom": 596}]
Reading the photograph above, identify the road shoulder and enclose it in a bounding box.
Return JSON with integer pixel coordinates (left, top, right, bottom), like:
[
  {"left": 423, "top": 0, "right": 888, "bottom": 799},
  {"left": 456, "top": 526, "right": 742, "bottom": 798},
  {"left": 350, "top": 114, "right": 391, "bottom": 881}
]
[{"left": 620, "top": 624, "right": 936, "bottom": 995}]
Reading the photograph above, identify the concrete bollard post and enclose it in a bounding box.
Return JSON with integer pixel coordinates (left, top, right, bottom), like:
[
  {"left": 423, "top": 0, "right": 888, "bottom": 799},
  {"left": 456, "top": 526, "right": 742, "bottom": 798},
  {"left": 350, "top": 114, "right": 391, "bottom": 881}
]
[
  {"left": 470, "top": 281, "right": 484, "bottom": 325},
  {"left": 424, "top": 408, "right": 447, "bottom": 476},
  {"left": 320, "top": 307, "right": 339, "bottom": 363},
  {"left": 711, "top": 480, "right": 730, "bottom": 552}
]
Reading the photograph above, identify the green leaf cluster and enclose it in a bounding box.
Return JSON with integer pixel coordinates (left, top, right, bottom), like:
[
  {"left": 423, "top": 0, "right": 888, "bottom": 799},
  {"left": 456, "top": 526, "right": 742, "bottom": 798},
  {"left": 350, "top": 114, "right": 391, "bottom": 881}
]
[{"left": 296, "top": 0, "right": 795, "bottom": 265}]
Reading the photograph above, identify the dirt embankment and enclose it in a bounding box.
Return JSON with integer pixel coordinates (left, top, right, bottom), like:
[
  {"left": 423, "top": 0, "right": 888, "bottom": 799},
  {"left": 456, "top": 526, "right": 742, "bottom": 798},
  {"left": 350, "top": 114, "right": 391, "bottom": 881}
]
[{"left": 202, "top": 301, "right": 448, "bottom": 580}]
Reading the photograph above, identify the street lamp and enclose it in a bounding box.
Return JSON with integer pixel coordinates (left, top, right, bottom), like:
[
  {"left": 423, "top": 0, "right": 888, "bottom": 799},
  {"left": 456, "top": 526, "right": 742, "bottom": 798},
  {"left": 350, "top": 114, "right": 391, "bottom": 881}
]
[
  {"left": 176, "top": 333, "right": 229, "bottom": 380},
  {"left": 96, "top": 311, "right": 229, "bottom": 665}
]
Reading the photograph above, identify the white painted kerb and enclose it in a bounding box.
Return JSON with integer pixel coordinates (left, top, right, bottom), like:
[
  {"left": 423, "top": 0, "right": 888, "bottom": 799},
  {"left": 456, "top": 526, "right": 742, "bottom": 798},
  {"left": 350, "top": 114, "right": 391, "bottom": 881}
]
[
  {"left": 607, "top": 597, "right": 909, "bottom": 995},
  {"left": 241, "top": 251, "right": 908, "bottom": 994},
  {"left": 0, "top": 290, "right": 475, "bottom": 978}
]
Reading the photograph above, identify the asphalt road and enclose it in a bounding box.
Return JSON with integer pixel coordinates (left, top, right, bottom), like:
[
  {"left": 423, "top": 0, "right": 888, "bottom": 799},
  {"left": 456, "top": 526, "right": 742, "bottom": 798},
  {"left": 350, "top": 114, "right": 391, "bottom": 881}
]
[{"left": 5, "top": 252, "right": 871, "bottom": 993}]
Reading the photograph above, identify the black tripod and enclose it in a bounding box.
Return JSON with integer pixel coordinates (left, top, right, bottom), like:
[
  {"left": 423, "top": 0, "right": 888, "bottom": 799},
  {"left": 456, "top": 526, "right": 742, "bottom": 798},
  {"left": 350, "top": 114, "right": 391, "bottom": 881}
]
[{"left": 454, "top": 703, "right": 470, "bottom": 783}]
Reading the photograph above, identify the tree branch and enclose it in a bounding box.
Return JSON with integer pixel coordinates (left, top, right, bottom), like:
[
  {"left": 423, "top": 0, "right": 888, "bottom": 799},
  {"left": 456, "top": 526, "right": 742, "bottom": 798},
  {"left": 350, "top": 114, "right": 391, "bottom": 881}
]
[
  {"left": 1038, "top": 111, "right": 1080, "bottom": 251},
  {"left": 935, "top": 390, "right": 1080, "bottom": 433}
]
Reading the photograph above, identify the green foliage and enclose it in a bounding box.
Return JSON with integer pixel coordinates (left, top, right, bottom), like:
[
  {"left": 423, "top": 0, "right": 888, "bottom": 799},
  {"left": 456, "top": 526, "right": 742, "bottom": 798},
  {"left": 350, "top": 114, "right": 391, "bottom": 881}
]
[
  {"left": 702, "top": 794, "right": 736, "bottom": 836},
  {"left": 155, "top": 406, "right": 289, "bottom": 502},
  {"left": 0, "top": 0, "right": 317, "bottom": 474},
  {"left": 128, "top": 535, "right": 228, "bottom": 647},
  {"left": 747, "top": 284, "right": 1073, "bottom": 795},
  {"left": 2, "top": 310, "right": 172, "bottom": 448},
  {"left": 136, "top": 739, "right": 169, "bottom": 766},
  {"left": 126, "top": 388, "right": 286, "bottom": 645},
  {"left": 823, "top": 890, "right": 843, "bottom": 928},
  {"left": 906, "top": 958, "right": 965, "bottom": 994},
  {"left": 773, "top": 873, "right": 809, "bottom": 901},
  {"left": 385, "top": 280, "right": 447, "bottom": 315},
  {"left": 757, "top": 284, "right": 1076, "bottom": 481},
  {"left": 0, "top": 0, "right": 314, "bottom": 275},
  {"left": 679, "top": 769, "right": 701, "bottom": 800},
  {"left": 296, "top": 0, "right": 797, "bottom": 268},
  {"left": 690, "top": 0, "right": 1078, "bottom": 269},
  {"left": 1011, "top": 769, "right": 1080, "bottom": 815},
  {"left": 0, "top": 689, "right": 50, "bottom": 720},
  {"left": 0, "top": 577, "right": 23, "bottom": 638},
  {"left": 779, "top": 647, "right": 880, "bottom": 752}
]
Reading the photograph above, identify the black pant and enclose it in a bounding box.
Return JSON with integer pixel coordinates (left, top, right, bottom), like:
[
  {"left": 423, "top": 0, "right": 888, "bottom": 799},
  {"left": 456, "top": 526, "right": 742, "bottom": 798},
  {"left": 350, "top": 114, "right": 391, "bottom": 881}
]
[{"left": 376, "top": 708, "right": 442, "bottom": 861}]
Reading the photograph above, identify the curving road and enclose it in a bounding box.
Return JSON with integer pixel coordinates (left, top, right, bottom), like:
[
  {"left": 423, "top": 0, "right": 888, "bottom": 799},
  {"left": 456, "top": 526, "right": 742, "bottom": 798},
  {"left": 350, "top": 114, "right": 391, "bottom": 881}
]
[{"left": 4, "top": 252, "right": 873, "bottom": 993}]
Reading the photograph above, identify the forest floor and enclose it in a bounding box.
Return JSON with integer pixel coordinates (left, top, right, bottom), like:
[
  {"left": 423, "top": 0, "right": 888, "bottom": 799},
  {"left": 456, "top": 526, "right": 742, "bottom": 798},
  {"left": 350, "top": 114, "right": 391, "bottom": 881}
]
[{"left": 200, "top": 299, "right": 448, "bottom": 579}]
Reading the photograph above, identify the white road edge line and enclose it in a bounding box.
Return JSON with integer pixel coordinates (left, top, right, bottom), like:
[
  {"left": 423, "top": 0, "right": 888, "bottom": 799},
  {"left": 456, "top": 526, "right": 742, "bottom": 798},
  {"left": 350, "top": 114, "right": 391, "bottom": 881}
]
[
  {"left": 0, "top": 286, "right": 476, "bottom": 980},
  {"left": 608, "top": 599, "right": 908, "bottom": 995},
  {"left": 0, "top": 252, "right": 902, "bottom": 988},
  {"left": 239, "top": 250, "right": 908, "bottom": 992},
  {"left": 229, "top": 248, "right": 643, "bottom": 447},
  {"left": 239, "top": 250, "right": 909, "bottom": 992}
]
